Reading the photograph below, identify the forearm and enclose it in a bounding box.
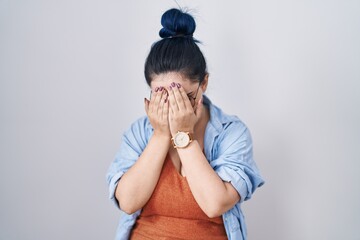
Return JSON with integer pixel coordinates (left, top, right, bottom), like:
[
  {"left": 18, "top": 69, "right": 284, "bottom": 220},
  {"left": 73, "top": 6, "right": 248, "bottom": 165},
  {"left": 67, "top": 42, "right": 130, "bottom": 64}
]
[
  {"left": 115, "top": 133, "right": 170, "bottom": 214},
  {"left": 177, "top": 140, "right": 240, "bottom": 217}
]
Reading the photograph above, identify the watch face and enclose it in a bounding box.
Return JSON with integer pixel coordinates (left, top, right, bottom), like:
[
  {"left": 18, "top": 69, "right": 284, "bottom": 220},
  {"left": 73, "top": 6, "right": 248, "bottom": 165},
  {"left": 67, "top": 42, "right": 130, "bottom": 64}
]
[{"left": 174, "top": 132, "right": 190, "bottom": 148}]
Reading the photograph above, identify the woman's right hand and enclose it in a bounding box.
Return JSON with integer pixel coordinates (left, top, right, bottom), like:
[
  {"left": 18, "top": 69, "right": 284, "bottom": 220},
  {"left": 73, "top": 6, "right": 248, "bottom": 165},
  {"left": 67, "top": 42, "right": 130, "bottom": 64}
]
[
  {"left": 117, "top": 87, "right": 171, "bottom": 214},
  {"left": 145, "top": 87, "right": 170, "bottom": 137}
]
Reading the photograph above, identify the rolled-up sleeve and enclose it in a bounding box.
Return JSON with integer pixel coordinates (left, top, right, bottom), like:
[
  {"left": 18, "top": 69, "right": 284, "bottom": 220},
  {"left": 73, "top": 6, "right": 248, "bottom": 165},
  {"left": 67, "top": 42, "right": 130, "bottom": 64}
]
[
  {"left": 210, "top": 121, "right": 264, "bottom": 203},
  {"left": 106, "top": 117, "right": 149, "bottom": 209}
]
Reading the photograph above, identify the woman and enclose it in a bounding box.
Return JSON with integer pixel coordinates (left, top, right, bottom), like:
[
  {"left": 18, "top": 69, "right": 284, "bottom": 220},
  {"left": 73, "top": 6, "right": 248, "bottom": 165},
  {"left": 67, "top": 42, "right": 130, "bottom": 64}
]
[{"left": 106, "top": 8, "right": 264, "bottom": 240}]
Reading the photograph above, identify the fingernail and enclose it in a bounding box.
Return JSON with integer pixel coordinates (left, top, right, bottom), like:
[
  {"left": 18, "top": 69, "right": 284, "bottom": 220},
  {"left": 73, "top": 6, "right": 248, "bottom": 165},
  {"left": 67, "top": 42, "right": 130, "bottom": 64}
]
[
  {"left": 171, "top": 82, "right": 176, "bottom": 87},
  {"left": 176, "top": 83, "right": 181, "bottom": 88},
  {"left": 159, "top": 86, "right": 163, "bottom": 91},
  {"left": 155, "top": 87, "right": 159, "bottom": 92},
  {"left": 169, "top": 86, "right": 172, "bottom": 90}
]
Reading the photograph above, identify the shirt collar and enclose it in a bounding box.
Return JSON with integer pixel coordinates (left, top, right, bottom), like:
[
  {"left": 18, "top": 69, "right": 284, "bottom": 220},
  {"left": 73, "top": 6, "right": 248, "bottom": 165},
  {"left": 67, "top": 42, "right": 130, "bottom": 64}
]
[{"left": 203, "top": 94, "right": 237, "bottom": 134}]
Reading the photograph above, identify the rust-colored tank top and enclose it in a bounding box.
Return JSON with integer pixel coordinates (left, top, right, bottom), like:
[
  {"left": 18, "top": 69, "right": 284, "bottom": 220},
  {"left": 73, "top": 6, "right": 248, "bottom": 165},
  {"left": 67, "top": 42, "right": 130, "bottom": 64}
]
[{"left": 130, "top": 155, "right": 228, "bottom": 240}]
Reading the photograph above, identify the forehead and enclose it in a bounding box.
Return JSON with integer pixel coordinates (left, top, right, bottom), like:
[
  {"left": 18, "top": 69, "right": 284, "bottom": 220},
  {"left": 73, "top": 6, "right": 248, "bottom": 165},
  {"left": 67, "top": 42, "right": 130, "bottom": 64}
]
[{"left": 150, "top": 72, "right": 195, "bottom": 88}]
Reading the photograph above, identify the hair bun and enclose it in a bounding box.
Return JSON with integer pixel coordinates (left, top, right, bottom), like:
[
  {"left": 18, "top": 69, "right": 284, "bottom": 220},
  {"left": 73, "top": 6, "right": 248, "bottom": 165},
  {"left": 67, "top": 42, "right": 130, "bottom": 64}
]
[{"left": 159, "top": 8, "right": 196, "bottom": 38}]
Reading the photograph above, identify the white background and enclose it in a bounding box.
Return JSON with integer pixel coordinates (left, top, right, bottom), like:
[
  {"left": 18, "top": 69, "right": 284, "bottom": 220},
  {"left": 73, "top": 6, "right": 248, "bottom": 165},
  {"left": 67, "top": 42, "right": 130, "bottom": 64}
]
[{"left": 1, "top": 0, "right": 359, "bottom": 239}]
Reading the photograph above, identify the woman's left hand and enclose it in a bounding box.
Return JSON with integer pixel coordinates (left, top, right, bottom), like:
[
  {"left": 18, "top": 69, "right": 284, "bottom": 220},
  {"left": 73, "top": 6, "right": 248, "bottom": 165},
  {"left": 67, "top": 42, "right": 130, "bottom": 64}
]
[{"left": 167, "top": 82, "right": 202, "bottom": 136}]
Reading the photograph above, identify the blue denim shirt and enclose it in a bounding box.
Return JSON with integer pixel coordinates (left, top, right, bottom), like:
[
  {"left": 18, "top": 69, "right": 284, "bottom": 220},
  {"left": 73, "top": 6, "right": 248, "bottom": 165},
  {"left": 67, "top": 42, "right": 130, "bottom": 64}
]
[{"left": 106, "top": 95, "right": 264, "bottom": 240}]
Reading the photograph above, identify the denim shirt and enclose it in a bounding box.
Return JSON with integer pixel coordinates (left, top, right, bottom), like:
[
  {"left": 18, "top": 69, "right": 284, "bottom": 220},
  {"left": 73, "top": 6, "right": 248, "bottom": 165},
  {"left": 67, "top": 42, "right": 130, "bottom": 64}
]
[{"left": 106, "top": 95, "right": 264, "bottom": 240}]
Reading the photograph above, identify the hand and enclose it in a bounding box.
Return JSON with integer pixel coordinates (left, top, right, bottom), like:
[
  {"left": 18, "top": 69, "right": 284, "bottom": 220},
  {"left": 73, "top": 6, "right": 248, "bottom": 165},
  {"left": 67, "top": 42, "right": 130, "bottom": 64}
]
[
  {"left": 145, "top": 87, "right": 170, "bottom": 137},
  {"left": 167, "top": 82, "right": 203, "bottom": 136}
]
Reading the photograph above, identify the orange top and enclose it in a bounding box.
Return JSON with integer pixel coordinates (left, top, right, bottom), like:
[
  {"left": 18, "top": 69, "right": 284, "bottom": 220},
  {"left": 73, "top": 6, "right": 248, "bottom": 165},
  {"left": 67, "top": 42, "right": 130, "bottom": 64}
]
[{"left": 130, "top": 155, "right": 228, "bottom": 240}]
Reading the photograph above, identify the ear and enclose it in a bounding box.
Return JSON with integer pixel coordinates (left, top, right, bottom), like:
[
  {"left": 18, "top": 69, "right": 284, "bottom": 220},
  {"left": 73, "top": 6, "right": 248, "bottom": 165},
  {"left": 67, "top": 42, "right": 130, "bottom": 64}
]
[{"left": 201, "top": 73, "right": 209, "bottom": 92}]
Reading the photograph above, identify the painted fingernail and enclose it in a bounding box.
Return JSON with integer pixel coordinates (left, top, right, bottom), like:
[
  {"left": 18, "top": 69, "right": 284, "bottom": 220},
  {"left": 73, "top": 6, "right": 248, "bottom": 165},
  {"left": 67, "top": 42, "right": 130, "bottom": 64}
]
[
  {"left": 176, "top": 83, "right": 181, "bottom": 88},
  {"left": 171, "top": 82, "right": 176, "bottom": 87},
  {"left": 169, "top": 86, "right": 172, "bottom": 90},
  {"left": 159, "top": 86, "right": 163, "bottom": 91},
  {"left": 155, "top": 87, "right": 159, "bottom": 92}
]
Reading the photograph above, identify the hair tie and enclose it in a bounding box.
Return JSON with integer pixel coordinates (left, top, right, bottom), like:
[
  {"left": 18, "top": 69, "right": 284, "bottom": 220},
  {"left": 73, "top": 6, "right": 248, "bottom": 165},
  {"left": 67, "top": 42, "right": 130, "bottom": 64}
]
[{"left": 166, "top": 34, "right": 193, "bottom": 39}]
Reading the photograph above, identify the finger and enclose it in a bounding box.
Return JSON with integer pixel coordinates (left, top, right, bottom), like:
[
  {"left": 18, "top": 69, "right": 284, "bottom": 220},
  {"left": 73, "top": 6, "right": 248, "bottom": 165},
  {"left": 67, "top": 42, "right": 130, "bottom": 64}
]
[
  {"left": 164, "top": 89, "right": 169, "bottom": 104},
  {"left": 173, "top": 83, "right": 187, "bottom": 111},
  {"left": 150, "top": 87, "right": 161, "bottom": 113},
  {"left": 155, "top": 87, "right": 165, "bottom": 115},
  {"left": 178, "top": 83, "right": 193, "bottom": 110},
  {"left": 148, "top": 90, "right": 156, "bottom": 113},
  {"left": 162, "top": 95, "right": 169, "bottom": 122},
  {"left": 158, "top": 90, "right": 167, "bottom": 116},
  {"left": 144, "top": 98, "right": 150, "bottom": 115},
  {"left": 195, "top": 96, "right": 203, "bottom": 117},
  {"left": 167, "top": 91, "right": 175, "bottom": 116},
  {"left": 168, "top": 104, "right": 174, "bottom": 123},
  {"left": 168, "top": 85, "right": 179, "bottom": 112}
]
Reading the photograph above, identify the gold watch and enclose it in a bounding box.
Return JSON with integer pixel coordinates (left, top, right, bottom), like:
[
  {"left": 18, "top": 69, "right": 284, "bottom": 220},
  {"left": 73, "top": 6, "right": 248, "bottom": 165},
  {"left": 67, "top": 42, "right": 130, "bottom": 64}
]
[{"left": 171, "top": 131, "right": 193, "bottom": 149}]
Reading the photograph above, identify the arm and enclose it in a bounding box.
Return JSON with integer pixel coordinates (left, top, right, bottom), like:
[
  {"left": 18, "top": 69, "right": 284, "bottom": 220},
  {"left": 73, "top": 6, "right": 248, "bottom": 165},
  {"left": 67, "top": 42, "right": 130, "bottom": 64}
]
[
  {"left": 178, "top": 120, "right": 264, "bottom": 218},
  {"left": 168, "top": 83, "right": 263, "bottom": 218},
  {"left": 115, "top": 132, "right": 170, "bottom": 214},
  {"left": 114, "top": 88, "right": 171, "bottom": 214},
  {"left": 167, "top": 84, "right": 240, "bottom": 218},
  {"left": 177, "top": 140, "right": 240, "bottom": 218}
]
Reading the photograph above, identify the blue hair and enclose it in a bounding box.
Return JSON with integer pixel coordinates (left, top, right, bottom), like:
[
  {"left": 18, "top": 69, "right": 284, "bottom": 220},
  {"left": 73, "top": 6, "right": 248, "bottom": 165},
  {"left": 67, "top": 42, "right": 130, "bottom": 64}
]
[
  {"left": 159, "top": 8, "right": 196, "bottom": 38},
  {"left": 144, "top": 8, "right": 207, "bottom": 85}
]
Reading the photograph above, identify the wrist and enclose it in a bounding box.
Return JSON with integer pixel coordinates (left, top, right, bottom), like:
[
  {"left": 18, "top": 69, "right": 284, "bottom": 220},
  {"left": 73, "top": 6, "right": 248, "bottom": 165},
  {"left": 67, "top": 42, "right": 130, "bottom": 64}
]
[
  {"left": 170, "top": 129, "right": 194, "bottom": 137},
  {"left": 153, "top": 130, "right": 171, "bottom": 140},
  {"left": 176, "top": 139, "right": 198, "bottom": 151},
  {"left": 171, "top": 131, "right": 194, "bottom": 149}
]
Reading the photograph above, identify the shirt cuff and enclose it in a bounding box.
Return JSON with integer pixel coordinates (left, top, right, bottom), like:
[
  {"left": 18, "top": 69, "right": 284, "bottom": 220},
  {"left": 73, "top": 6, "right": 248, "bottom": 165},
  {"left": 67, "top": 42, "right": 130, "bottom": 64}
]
[
  {"left": 108, "top": 171, "right": 125, "bottom": 209},
  {"left": 215, "top": 167, "right": 249, "bottom": 203}
]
